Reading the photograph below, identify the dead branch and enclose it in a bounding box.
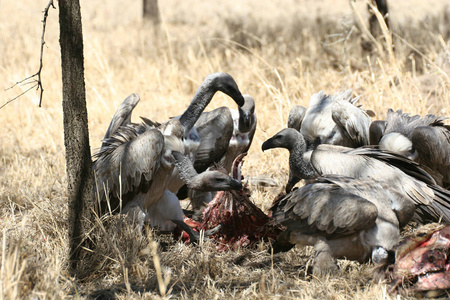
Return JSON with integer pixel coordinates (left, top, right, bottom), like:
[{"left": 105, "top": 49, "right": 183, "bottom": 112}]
[{"left": 2, "top": 0, "right": 55, "bottom": 110}]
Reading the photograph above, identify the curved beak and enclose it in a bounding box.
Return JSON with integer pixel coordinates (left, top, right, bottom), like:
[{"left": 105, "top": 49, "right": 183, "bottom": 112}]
[
  {"left": 234, "top": 94, "right": 245, "bottom": 107},
  {"left": 262, "top": 138, "right": 275, "bottom": 152}
]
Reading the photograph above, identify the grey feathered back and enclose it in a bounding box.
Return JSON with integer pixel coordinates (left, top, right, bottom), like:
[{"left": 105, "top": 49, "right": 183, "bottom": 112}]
[{"left": 311, "top": 145, "right": 450, "bottom": 224}]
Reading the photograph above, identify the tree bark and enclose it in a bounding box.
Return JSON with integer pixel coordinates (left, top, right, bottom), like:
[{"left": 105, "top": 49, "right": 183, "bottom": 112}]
[
  {"left": 143, "top": 0, "right": 160, "bottom": 24},
  {"left": 58, "top": 0, "right": 94, "bottom": 275}
]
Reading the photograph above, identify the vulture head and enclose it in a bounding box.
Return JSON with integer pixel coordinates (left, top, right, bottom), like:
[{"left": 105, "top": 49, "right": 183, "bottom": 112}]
[
  {"left": 210, "top": 72, "right": 246, "bottom": 107},
  {"left": 190, "top": 170, "right": 243, "bottom": 192},
  {"left": 262, "top": 128, "right": 307, "bottom": 152},
  {"left": 262, "top": 128, "right": 317, "bottom": 191},
  {"left": 171, "top": 151, "right": 242, "bottom": 192},
  {"left": 369, "top": 120, "right": 387, "bottom": 145},
  {"left": 179, "top": 72, "right": 245, "bottom": 134},
  {"left": 238, "top": 95, "right": 256, "bottom": 133}
]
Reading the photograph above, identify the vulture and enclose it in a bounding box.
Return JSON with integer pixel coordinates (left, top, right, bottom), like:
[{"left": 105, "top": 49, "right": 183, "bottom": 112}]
[
  {"left": 262, "top": 128, "right": 450, "bottom": 224},
  {"left": 187, "top": 94, "right": 257, "bottom": 175},
  {"left": 93, "top": 72, "right": 245, "bottom": 242},
  {"left": 177, "top": 94, "right": 257, "bottom": 211},
  {"left": 369, "top": 109, "right": 450, "bottom": 189},
  {"left": 292, "top": 90, "right": 372, "bottom": 149},
  {"left": 271, "top": 174, "right": 415, "bottom": 275}
]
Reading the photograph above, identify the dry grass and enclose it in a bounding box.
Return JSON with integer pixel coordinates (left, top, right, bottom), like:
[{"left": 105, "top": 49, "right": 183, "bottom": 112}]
[{"left": 1, "top": 0, "right": 449, "bottom": 299}]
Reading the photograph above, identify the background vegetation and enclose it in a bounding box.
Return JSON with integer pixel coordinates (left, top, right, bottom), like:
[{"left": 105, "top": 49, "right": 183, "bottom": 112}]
[{"left": 1, "top": 0, "right": 449, "bottom": 298}]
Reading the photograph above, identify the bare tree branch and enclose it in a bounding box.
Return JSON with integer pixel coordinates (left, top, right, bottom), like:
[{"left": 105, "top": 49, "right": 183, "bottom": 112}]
[
  {"left": 2, "top": 0, "right": 55, "bottom": 110},
  {"left": 0, "top": 84, "right": 39, "bottom": 110}
]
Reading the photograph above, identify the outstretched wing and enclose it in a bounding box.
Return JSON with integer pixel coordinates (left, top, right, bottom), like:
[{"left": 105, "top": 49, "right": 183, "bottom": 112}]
[
  {"left": 193, "top": 107, "right": 234, "bottom": 172},
  {"left": 93, "top": 125, "right": 164, "bottom": 214},
  {"left": 102, "top": 93, "right": 140, "bottom": 148}
]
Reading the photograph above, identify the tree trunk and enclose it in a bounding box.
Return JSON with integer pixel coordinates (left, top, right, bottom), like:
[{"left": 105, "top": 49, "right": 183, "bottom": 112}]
[
  {"left": 58, "top": 0, "right": 94, "bottom": 275},
  {"left": 368, "top": 0, "right": 389, "bottom": 39},
  {"left": 143, "top": 0, "right": 160, "bottom": 24}
]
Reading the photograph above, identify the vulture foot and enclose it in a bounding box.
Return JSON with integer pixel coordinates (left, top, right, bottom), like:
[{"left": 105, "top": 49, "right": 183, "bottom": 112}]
[
  {"left": 313, "top": 250, "right": 338, "bottom": 276},
  {"left": 312, "top": 240, "right": 338, "bottom": 276},
  {"left": 173, "top": 219, "right": 222, "bottom": 244}
]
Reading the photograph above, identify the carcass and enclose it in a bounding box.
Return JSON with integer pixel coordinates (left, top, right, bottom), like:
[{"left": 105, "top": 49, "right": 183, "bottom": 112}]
[
  {"left": 382, "top": 223, "right": 450, "bottom": 297},
  {"left": 178, "top": 153, "right": 284, "bottom": 251}
]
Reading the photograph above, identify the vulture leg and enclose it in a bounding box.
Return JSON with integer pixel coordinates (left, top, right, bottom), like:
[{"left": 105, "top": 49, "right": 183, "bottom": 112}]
[
  {"left": 313, "top": 239, "right": 338, "bottom": 276},
  {"left": 172, "top": 220, "right": 222, "bottom": 243},
  {"left": 172, "top": 219, "right": 201, "bottom": 243}
]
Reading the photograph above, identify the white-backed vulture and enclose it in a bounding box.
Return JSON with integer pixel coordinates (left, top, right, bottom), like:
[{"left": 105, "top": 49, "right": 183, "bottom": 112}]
[
  {"left": 191, "top": 94, "right": 257, "bottom": 174},
  {"left": 93, "top": 72, "right": 245, "bottom": 242},
  {"left": 177, "top": 95, "right": 257, "bottom": 211},
  {"left": 369, "top": 109, "right": 450, "bottom": 188},
  {"left": 297, "top": 90, "right": 372, "bottom": 148},
  {"left": 262, "top": 128, "right": 450, "bottom": 224},
  {"left": 271, "top": 174, "right": 415, "bottom": 275}
]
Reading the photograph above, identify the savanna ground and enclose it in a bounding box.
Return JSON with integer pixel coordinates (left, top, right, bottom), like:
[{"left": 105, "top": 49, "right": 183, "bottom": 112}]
[{"left": 1, "top": 0, "right": 449, "bottom": 299}]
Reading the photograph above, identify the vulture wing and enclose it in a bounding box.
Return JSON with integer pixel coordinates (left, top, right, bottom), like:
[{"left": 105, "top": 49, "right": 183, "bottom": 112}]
[
  {"left": 384, "top": 109, "right": 447, "bottom": 136},
  {"left": 331, "top": 98, "right": 371, "bottom": 147},
  {"left": 102, "top": 93, "right": 140, "bottom": 147},
  {"left": 93, "top": 125, "right": 165, "bottom": 214},
  {"left": 311, "top": 146, "right": 450, "bottom": 223},
  {"left": 193, "top": 107, "right": 234, "bottom": 172},
  {"left": 301, "top": 90, "right": 371, "bottom": 147},
  {"left": 272, "top": 180, "right": 378, "bottom": 239}
]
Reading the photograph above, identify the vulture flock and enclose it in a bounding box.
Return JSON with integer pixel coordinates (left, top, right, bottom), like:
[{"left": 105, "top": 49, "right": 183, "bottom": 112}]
[{"left": 93, "top": 73, "right": 450, "bottom": 281}]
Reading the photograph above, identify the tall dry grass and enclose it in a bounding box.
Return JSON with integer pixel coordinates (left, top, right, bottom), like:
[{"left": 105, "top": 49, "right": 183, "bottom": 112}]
[{"left": 1, "top": 0, "right": 449, "bottom": 298}]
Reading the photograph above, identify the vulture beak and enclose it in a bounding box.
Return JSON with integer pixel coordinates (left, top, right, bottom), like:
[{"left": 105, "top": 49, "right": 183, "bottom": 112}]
[
  {"left": 262, "top": 138, "right": 275, "bottom": 152},
  {"left": 234, "top": 94, "right": 245, "bottom": 107},
  {"left": 229, "top": 178, "right": 243, "bottom": 190}
]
